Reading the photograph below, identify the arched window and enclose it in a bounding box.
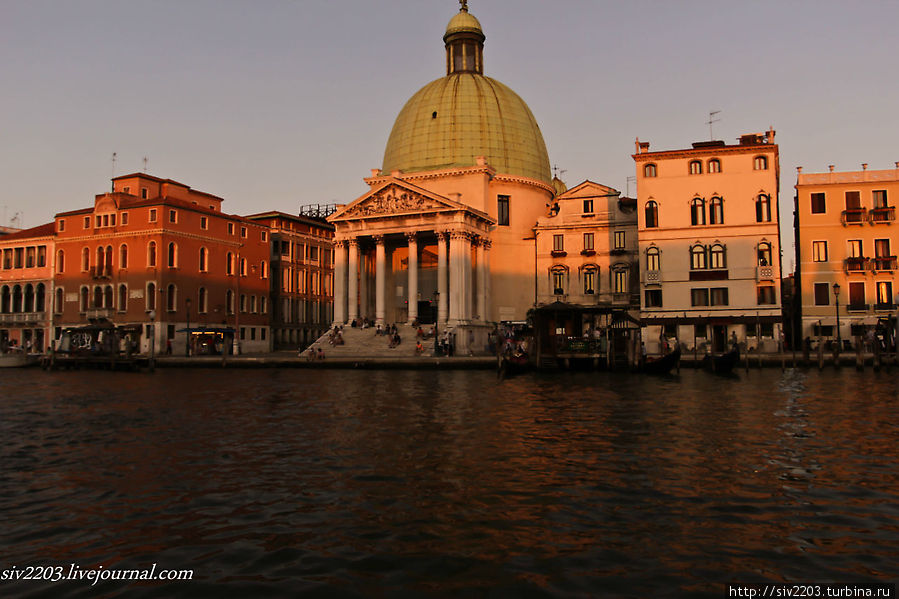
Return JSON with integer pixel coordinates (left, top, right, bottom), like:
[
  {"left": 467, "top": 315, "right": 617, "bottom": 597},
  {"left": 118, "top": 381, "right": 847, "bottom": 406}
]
[
  {"left": 57, "top": 250, "right": 65, "bottom": 274},
  {"left": 105, "top": 245, "right": 113, "bottom": 271},
  {"left": 708, "top": 158, "right": 721, "bottom": 173},
  {"left": 644, "top": 163, "right": 657, "bottom": 178},
  {"left": 35, "top": 283, "right": 45, "bottom": 312},
  {"left": 0, "top": 285, "right": 9, "bottom": 313},
  {"left": 104, "top": 285, "right": 113, "bottom": 308},
  {"left": 147, "top": 282, "right": 156, "bottom": 311},
  {"left": 239, "top": 257, "right": 247, "bottom": 276},
  {"left": 550, "top": 266, "right": 568, "bottom": 295},
  {"left": 689, "top": 160, "right": 703, "bottom": 175},
  {"left": 260, "top": 261, "right": 267, "bottom": 279},
  {"left": 12, "top": 285, "right": 22, "bottom": 313},
  {"left": 226, "top": 252, "right": 234, "bottom": 275},
  {"left": 24, "top": 284, "right": 34, "bottom": 312},
  {"left": 645, "top": 200, "right": 659, "bottom": 228},
  {"left": 167, "top": 243, "right": 177, "bottom": 268},
  {"left": 754, "top": 156, "right": 768, "bottom": 170},
  {"left": 120, "top": 244, "right": 128, "bottom": 269},
  {"left": 148, "top": 241, "right": 157, "bottom": 267},
  {"left": 226, "top": 289, "right": 235, "bottom": 315},
  {"left": 82, "top": 247, "right": 90, "bottom": 271},
  {"left": 710, "top": 244, "right": 726, "bottom": 269},
  {"left": 756, "top": 194, "right": 772, "bottom": 222},
  {"left": 690, "top": 245, "right": 707, "bottom": 270},
  {"left": 166, "top": 284, "right": 176, "bottom": 311},
  {"left": 709, "top": 196, "right": 724, "bottom": 225},
  {"left": 96, "top": 246, "right": 105, "bottom": 272},
  {"left": 691, "top": 198, "right": 706, "bottom": 226},
  {"left": 757, "top": 242, "right": 772, "bottom": 266},
  {"left": 92, "top": 286, "right": 102, "bottom": 308},
  {"left": 198, "top": 287, "right": 207, "bottom": 313},
  {"left": 199, "top": 247, "right": 208, "bottom": 272},
  {"left": 612, "top": 265, "right": 629, "bottom": 294},
  {"left": 54, "top": 287, "right": 64, "bottom": 314},
  {"left": 646, "top": 247, "right": 661, "bottom": 271},
  {"left": 118, "top": 284, "right": 127, "bottom": 311},
  {"left": 80, "top": 286, "right": 89, "bottom": 312}
]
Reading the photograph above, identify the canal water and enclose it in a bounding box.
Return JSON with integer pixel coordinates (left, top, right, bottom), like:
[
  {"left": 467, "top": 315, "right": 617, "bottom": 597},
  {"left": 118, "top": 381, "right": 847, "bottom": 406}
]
[{"left": 1, "top": 368, "right": 897, "bottom": 598}]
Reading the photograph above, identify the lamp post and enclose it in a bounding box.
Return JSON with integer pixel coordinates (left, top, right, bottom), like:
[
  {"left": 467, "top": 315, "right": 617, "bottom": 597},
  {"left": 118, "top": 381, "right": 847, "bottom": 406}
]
[
  {"left": 185, "top": 298, "right": 191, "bottom": 357},
  {"left": 833, "top": 282, "right": 841, "bottom": 352},
  {"left": 433, "top": 291, "right": 440, "bottom": 355},
  {"left": 146, "top": 309, "right": 156, "bottom": 372}
]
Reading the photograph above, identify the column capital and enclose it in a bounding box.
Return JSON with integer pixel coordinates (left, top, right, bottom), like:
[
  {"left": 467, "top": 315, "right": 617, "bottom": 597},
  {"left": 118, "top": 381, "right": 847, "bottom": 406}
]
[
  {"left": 435, "top": 230, "right": 449, "bottom": 242},
  {"left": 405, "top": 232, "right": 418, "bottom": 244},
  {"left": 449, "top": 230, "right": 471, "bottom": 241},
  {"left": 334, "top": 239, "right": 347, "bottom": 250},
  {"left": 347, "top": 237, "right": 359, "bottom": 247},
  {"left": 481, "top": 238, "right": 492, "bottom": 250},
  {"left": 372, "top": 234, "right": 386, "bottom": 246}
]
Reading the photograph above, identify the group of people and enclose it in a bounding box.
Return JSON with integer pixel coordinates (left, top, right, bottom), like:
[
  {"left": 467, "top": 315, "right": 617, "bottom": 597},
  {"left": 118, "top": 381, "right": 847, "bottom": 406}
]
[
  {"left": 327, "top": 326, "right": 345, "bottom": 346},
  {"left": 304, "top": 347, "right": 325, "bottom": 361}
]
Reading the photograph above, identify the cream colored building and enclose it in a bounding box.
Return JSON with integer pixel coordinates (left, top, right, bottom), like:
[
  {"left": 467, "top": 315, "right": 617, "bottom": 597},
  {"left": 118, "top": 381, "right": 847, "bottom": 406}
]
[
  {"left": 328, "top": 4, "right": 554, "bottom": 353},
  {"left": 633, "top": 132, "right": 782, "bottom": 354},
  {"left": 794, "top": 164, "right": 898, "bottom": 344}
]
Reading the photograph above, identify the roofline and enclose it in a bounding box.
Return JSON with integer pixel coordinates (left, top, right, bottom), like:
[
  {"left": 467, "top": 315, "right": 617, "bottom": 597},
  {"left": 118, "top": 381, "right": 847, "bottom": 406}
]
[{"left": 632, "top": 143, "right": 778, "bottom": 161}]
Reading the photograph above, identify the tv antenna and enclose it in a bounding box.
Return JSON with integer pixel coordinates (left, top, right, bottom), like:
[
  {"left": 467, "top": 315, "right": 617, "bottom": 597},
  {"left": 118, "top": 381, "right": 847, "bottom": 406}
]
[
  {"left": 143, "top": 156, "right": 149, "bottom": 173},
  {"left": 707, "top": 110, "right": 721, "bottom": 140},
  {"left": 111, "top": 152, "right": 117, "bottom": 191},
  {"left": 626, "top": 176, "right": 636, "bottom": 197}
]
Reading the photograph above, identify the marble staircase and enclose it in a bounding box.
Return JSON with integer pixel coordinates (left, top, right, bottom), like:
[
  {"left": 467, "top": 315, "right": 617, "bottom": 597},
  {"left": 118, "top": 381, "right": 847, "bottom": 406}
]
[{"left": 306, "top": 324, "right": 437, "bottom": 359}]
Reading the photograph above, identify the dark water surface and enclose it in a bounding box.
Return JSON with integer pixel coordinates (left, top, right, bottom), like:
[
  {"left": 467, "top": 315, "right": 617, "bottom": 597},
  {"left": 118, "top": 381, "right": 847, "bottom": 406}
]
[{"left": 1, "top": 368, "right": 897, "bottom": 598}]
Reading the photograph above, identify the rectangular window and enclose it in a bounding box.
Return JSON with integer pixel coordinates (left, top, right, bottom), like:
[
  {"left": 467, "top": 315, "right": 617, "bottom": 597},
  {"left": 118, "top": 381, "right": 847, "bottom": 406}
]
[
  {"left": 240, "top": 327, "right": 246, "bottom": 340},
  {"left": 141, "top": 187, "right": 149, "bottom": 199},
  {"left": 873, "top": 190, "right": 888, "bottom": 208},
  {"left": 96, "top": 215, "right": 102, "bottom": 227},
  {"left": 25, "top": 247, "right": 35, "bottom": 268},
  {"left": 261, "top": 328, "right": 266, "bottom": 340},
  {"left": 261, "top": 231, "right": 268, "bottom": 242},
  {"left": 812, "top": 241, "right": 828, "bottom": 262},
  {"left": 583, "top": 233, "right": 594, "bottom": 251},
  {"left": 644, "top": 289, "right": 662, "bottom": 308},
  {"left": 2, "top": 249, "right": 11, "bottom": 269},
  {"left": 228, "top": 222, "right": 235, "bottom": 235},
  {"left": 694, "top": 323, "right": 707, "bottom": 338},
  {"left": 811, "top": 193, "right": 826, "bottom": 214},
  {"left": 84, "top": 216, "right": 90, "bottom": 229},
  {"left": 613, "top": 270, "right": 628, "bottom": 293},
  {"left": 37, "top": 246, "right": 46, "bottom": 267},
  {"left": 874, "top": 238, "right": 890, "bottom": 258},
  {"left": 848, "top": 240, "right": 863, "bottom": 258},
  {"left": 614, "top": 231, "right": 625, "bottom": 250},
  {"left": 552, "top": 271, "right": 565, "bottom": 294},
  {"left": 876, "top": 281, "right": 893, "bottom": 307},
  {"left": 250, "top": 327, "right": 256, "bottom": 341},
  {"left": 710, "top": 287, "right": 729, "bottom": 306},
  {"left": 168, "top": 210, "right": 177, "bottom": 223},
  {"left": 849, "top": 281, "right": 866, "bottom": 308},
  {"left": 240, "top": 226, "right": 247, "bottom": 238},
  {"left": 691, "top": 288, "right": 709, "bottom": 306},
  {"left": 110, "top": 214, "right": 116, "bottom": 226},
  {"left": 814, "top": 282, "right": 830, "bottom": 306},
  {"left": 121, "top": 212, "right": 128, "bottom": 225},
  {"left": 58, "top": 219, "right": 65, "bottom": 232},
  {"left": 497, "top": 195, "right": 510, "bottom": 226},
  {"left": 757, "top": 285, "right": 776, "bottom": 305},
  {"left": 845, "top": 191, "right": 861, "bottom": 210},
  {"left": 200, "top": 217, "right": 208, "bottom": 230},
  {"left": 584, "top": 270, "right": 595, "bottom": 294},
  {"left": 553, "top": 234, "right": 564, "bottom": 252},
  {"left": 149, "top": 209, "right": 157, "bottom": 223},
  {"left": 14, "top": 247, "right": 23, "bottom": 268},
  {"left": 583, "top": 199, "right": 593, "bottom": 214}
]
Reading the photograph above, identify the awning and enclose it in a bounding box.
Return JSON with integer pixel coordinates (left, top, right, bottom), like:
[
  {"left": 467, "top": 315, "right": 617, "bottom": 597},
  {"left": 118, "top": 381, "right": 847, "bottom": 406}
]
[{"left": 176, "top": 326, "right": 236, "bottom": 334}]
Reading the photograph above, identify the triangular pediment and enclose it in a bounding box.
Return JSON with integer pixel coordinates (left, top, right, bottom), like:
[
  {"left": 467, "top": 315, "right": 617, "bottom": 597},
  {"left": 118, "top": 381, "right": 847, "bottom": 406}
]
[
  {"left": 557, "top": 180, "right": 619, "bottom": 200},
  {"left": 330, "top": 178, "right": 475, "bottom": 222}
]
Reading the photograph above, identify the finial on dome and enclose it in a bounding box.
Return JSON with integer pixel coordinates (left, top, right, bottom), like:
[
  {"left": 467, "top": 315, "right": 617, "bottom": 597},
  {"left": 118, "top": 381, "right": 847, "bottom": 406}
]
[{"left": 459, "top": 0, "right": 468, "bottom": 12}]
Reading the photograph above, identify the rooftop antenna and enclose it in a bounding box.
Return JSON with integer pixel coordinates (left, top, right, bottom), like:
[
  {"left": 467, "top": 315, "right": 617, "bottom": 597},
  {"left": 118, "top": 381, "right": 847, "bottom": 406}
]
[
  {"left": 626, "top": 175, "right": 636, "bottom": 197},
  {"left": 10, "top": 211, "right": 22, "bottom": 229},
  {"left": 143, "top": 156, "right": 149, "bottom": 173},
  {"left": 111, "top": 152, "right": 117, "bottom": 192},
  {"left": 707, "top": 110, "right": 721, "bottom": 141}
]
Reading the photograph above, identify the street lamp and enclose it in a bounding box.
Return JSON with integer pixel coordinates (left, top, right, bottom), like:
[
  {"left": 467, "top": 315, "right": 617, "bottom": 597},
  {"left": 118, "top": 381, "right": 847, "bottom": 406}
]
[
  {"left": 185, "top": 298, "right": 191, "bottom": 357},
  {"left": 146, "top": 309, "right": 156, "bottom": 372},
  {"left": 433, "top": 291, "right": 440, "bottom": 356},
  {"left": 832, "top": 282, "right": 841, "bottom": 351}
]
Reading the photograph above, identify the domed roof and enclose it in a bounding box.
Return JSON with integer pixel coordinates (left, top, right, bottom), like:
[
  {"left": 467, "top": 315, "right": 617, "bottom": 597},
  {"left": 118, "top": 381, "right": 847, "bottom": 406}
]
[
  {"left": 444, "top": 11, "right": 483, "bottom": 39},
  {"left": 381, "top": 7, "right": 551, "bottom": 185}
]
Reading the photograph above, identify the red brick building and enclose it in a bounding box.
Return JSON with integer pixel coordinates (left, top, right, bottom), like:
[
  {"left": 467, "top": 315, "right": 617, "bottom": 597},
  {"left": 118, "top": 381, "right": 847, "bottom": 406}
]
[{"left": 53, "top": 173, "right": 272, "bottom": 354}]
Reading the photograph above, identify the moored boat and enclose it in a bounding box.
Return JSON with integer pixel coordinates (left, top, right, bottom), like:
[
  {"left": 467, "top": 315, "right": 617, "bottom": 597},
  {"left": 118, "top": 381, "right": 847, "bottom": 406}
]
[
  {"left": 642, "top": 347, "right": 680, "bottom": 375},
  {"left": 702, "top": 347, "right": 740, "bottom": 374}
]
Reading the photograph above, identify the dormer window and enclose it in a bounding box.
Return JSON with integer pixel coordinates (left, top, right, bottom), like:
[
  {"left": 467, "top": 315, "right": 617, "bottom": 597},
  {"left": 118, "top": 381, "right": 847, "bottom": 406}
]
[{"left": 141, "top": 188, "right": 148, "bottom": 199}]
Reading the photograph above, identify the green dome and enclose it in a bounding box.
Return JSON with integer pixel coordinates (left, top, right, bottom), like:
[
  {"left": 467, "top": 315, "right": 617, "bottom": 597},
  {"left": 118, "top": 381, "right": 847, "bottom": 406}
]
[{"left": 381, "top": 73, "right": 552, "bottom": 184}]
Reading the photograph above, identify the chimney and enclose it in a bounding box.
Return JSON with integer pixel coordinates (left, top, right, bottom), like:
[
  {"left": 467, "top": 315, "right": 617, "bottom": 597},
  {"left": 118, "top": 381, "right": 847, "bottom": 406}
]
[
  {"left": 828, "top": 165, "right": 835, "bottom": 173},
  {"left": 796, "top": 166, "right": 803, "bottom": 174},
  {"left": 862, "top": 163, "right": 868, "bottom": 171}
]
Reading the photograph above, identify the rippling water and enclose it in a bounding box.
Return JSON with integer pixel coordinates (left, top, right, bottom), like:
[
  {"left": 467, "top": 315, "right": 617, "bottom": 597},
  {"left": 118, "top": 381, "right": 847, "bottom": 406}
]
[{"left": 1, "top": 367, "right": 897, "bottom": 598}]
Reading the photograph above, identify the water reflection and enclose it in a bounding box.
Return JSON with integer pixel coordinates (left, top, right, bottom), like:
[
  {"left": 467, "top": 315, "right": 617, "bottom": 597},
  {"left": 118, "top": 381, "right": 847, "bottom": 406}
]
[{"left": 0, "top": 368, "right": 897, "bottom": 597}]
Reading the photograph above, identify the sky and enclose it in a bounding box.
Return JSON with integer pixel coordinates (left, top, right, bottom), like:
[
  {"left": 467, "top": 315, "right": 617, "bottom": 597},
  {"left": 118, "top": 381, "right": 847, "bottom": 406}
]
[{"left": 2, "top": 0, "right": 898, "bottom": 254}]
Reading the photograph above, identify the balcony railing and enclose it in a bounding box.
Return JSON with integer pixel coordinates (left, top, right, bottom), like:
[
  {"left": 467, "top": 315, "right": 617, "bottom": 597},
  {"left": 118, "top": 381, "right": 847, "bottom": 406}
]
[
  {"left": 869, "top": 206, "right": 895, "bottom": 223},
  {"left": 847, "top": 303, "right": 870, "bottom": 312},
  {"left": 644, "top": 269, "right": 660, "bottom": 284},
  {"left": 872, "top": 256, "right": 897, "bottom": 272},
  {"left": 0, "top": 311, "right": 47, "bottom": 324},
  {"left": 874, "top": 302, "right": 896, "bottom": 311},
  {"left": 844, "top": 256, "right": 868, "bottom": 272},
  {"left": 85, "top": 308, "right": 113, "bottom": 320},
  {"left": 90, "top": 266, "right": 112, "bottom": 280},
  {"left": 841, "top": 208, "right": 867, "bottom": 225},
  {"left": 756, "top": 265, "right": 774, "bottom": 281}
]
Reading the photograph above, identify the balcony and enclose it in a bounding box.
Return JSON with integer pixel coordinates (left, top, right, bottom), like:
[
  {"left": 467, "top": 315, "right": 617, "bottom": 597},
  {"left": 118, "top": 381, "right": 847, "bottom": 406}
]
[
  {"left": 85, "top": 308, "right": 113, "bottom": 320},
  {"left": 847, "top": 303, "right": 869, "bottom": 312},
  {"left": 643, "top": 269, "right": 661, "bottom": 284},
  {"left": 580, "top": 249, "right": 595, "bottom": 257},
  {"left": 756, "top": 265, "right": 774, "bottom": 281},
  {"left": 869, "top": 206, "right": 895, "bottom": 224},
  {"left": 0, "top": 311, "right": 46, "bottom": 324},
  {"left": 844, "top": 256, "right": 868, "bottom": 273},
  {"left": 90, "top": 266, "right": 112, "bottom": 280},
  {"left": 874, "top": 303, "right": 896, "bottom": 311},
  {"left": 550, "top": 250, "right": 567, "bottom": 258},
  {"left": 872, "top": 256, "right": 897, "bottom": 272},
  {"left": 841, "top": 208, "right": 867, "bottom": 225}
]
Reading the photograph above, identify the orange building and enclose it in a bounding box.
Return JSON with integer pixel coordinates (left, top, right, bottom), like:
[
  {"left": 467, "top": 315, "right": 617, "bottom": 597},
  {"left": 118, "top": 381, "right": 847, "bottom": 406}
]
[
  {"left": 794, "top": 164, "right": 898, "bottom": 346},
  {"left": 0, "top": 223, "right": 56, "bottom": 351},
  {"left": 53, "top": 173, "right": 272, "bottom": 354},
  {"left": 246, "top": 209, "right": 335, "bottom": 349}
]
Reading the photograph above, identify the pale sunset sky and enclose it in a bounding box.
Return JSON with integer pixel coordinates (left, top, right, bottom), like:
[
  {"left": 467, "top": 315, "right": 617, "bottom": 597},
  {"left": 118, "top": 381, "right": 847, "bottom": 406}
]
[{"left": 2, "top": 0, "right": 897, "bottom": 261}]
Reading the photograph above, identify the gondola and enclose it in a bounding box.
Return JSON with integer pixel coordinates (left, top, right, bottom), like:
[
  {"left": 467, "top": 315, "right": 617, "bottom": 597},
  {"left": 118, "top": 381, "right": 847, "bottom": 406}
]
[
  {"left": 642, "top": 347, "right": 681, "bottom": 375},
  {"left": 702, "top": 347, "right": 740, "bottom": 374},
  {"left": 498, "top": 352, "right": 530, "bottom": 379}
]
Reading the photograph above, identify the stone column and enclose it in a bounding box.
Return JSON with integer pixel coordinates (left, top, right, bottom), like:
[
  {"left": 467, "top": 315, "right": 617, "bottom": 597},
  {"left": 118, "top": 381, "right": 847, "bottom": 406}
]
[
  {"left": 358, "top": 250, "right": 368, "bottom": 320},
  {"left": 437, "top": 232, "right": 448, "bottom": 324},
  {"left": 406, "top": 233, "right": 418, "bottom": 324},
  {"left": 374, "top": 236, "right": 386, "bottom": 325},
  {"left": 347, "top": 238, "right": 359, "bottom": 323},
  {"left": 333, "top": 240, "right": 347, "bottom": 326},
  {"left": 482, "top": 239, "right": 491, "bottom": 322},
  {"left": 462, "top": 233, "right": 473, "bottom": 321},
  {"left": 476, "top": 237, "right": 488, "bottom": 322},
  {"left": 449, "top": 231, "right": 466, "bottom": 324}
]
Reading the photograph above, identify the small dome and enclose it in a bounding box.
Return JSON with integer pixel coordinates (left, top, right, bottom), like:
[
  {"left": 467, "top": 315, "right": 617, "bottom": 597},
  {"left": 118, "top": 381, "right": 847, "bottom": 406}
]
[{"left": 444, "top": 11, "right": 484, "bottom": 40}]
